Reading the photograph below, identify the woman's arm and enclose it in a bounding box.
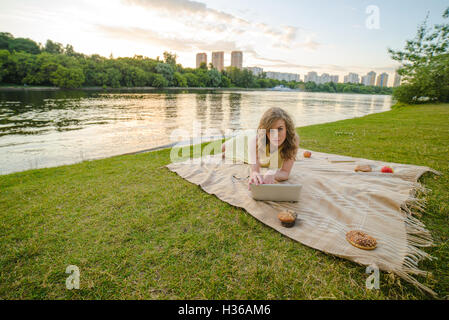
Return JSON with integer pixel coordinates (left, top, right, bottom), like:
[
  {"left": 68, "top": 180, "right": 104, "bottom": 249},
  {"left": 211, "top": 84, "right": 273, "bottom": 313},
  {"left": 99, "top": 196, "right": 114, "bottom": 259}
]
[
  {"left": 275, "top": 158, "right": 295, "bottom": 181},
  {"left": 262, "top": 158, "right": 294, "bottom": 183},
  {"left": 248, "top": 135, "right": 264, "bottom": 188}
]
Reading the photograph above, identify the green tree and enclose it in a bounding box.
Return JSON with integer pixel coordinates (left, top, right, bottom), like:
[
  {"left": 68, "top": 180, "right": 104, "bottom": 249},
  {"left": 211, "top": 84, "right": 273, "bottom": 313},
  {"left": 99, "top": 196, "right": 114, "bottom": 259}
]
[
  {"left": 155, "top": 62, "right": 174, "bottom": 85},
  {"left": 163, "top": 51, "right": 177, "bottom": 66},
  {"left": 82, "top": 58, "right": 106, "bottom": 86},
  {"left": 0, "top": 49, "right": 10, "bottom": 82},
  {"left": 268, "top": 78, "right": 278, "bottom": 88},
  {"left": 184, "top": 72, "right": 199, "bottom": 87},
  {"left": 133, "top": 67, "right": 148, "bottom": 86},
  {"left": 64, "top": 44, "right": 80, "bottom": 57},
  {"left": 195, "top": 69, "right": 209, "bottom": 87},
  {"left": 305, "top": 81, "right": 317, "bottom": 91},
  {"left": 120, "top": 65, "right": 146, "bottom": 87},
  {"left": 32, "top": 53, "right": 61, "bottom": 85},
  {"left": 9, "top": 51, "right": 38, "bottom": 84},
  {"left": 152, "top": 73, "right": 168, "bottom": 88},
  {"left": 105, "top": 67, "right": 122, "bottom": 87},
  {"left": 287, "top": 81, "right": 299, "bottom": 89},
  {"left": 388, "top": 7, "right": 449, "bottom": 103},
  {"left": 257, "top": 78, "right": 271, "bottom": 88},
  {"left": 240, "top": 69, "right": 255, "bottom": 88},
  {"left": 225, "top": 66, "right": 242, "bottom": 86},
  {"left": 342, "top": 86, "right": 352, "bottom": 93},
  {"left": 0, "top": 32, "right": 13, "bottom": 50},
  {"left": 9, "top": 38, "right": 40, "bottom": 54},
  {"left": 50, "top": 65, "right": 85, "bottom": 88},
  {"left": 173, "top": 72, "right": 187, "bottom": 87},
  {"left": 44, "top": 40, "right": 64, "bottom": 54},
  {"left": 207, "top": 69, "right": 221, "bottom": 87},
  {"left": 321, "top": 83, "right": 332, "bottom": 92},
  {"left": 220, "top": 75, "right": 231, "bottom": 88},
  {"left": 2, "top": 51, "right": 37, "bottom": 84}
]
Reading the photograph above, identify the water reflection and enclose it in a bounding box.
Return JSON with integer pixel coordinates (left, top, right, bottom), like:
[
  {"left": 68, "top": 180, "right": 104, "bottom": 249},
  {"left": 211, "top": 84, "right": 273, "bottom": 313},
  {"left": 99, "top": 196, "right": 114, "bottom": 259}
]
[
  {"left": 195, "top": 94, "right": 207, "bottom": 126},
  {"left": 209, "top": 93, "right": 223, "bottom": 126},
  {"left": 0, "top": 89, "right": 392, "bottom": 174},
  {"left": 228, "top": 93, "right": 241, "bottom": 130},
  {"left": 164, "top": 93, "right": 178, "bottom": 119}
]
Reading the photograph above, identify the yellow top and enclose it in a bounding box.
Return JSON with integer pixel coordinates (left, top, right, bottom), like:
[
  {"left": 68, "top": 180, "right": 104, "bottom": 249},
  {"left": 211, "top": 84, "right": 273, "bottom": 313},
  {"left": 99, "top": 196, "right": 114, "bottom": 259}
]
[
  {"left": 259, "top": 144, "right": 284, "bottom": 169},
  {"left": 224, "top": 135, "right": 284, "bottom": 169}
]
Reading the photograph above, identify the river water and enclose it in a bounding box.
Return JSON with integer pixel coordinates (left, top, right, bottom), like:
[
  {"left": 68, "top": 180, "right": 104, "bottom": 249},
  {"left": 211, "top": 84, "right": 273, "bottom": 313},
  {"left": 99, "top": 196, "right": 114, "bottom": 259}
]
[{"left": 0, "top": 89, "right": 392, "bottom": 175}]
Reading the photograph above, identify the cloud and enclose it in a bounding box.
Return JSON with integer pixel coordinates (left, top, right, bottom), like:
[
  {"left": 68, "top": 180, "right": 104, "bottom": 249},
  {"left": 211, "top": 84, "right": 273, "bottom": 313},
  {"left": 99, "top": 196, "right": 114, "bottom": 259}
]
[
  {"left": 121, "top": 0, "right": 321, "bottom": 51},
  {"left": 96, "top": 24, "right": 315, "bottom": 67},
  {"left": 123, "top": 0, "right": 241, "bottom": 24},
  {"left": 97, "top": 24, "right": 244, "bottom": 52},
  {"left": 273, "top": 35, "right": 320, "bottom": 51}
]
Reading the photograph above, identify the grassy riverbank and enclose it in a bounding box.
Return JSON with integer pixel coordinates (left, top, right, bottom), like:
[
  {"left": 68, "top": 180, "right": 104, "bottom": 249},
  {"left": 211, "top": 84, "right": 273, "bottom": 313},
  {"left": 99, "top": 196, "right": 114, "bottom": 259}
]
[{"left": 0, "top": 103, "right": 448, "bottom": 299}]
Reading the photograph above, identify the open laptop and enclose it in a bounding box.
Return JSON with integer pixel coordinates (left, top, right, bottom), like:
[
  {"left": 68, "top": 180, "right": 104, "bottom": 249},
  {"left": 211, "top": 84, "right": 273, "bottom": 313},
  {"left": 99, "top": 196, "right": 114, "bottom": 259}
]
[{"left": 250, "top": 183, "right": 302, "bottom": 202}]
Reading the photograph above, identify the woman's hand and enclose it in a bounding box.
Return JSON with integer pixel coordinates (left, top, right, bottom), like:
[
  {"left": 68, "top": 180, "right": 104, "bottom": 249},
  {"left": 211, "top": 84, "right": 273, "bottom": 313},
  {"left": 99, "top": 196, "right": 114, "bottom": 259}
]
[
  {"left": 262, "top": 172, "right": 276, "bottom": 184},
  {"left": 248, "top": 171, "right": 263, "bottom": 190}
]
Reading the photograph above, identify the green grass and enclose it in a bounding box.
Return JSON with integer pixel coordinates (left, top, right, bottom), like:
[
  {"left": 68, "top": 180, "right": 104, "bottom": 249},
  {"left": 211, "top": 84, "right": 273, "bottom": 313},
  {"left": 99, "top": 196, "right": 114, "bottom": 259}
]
[{"left": 0, "top": 103, "right": 448, "bottom": 299}]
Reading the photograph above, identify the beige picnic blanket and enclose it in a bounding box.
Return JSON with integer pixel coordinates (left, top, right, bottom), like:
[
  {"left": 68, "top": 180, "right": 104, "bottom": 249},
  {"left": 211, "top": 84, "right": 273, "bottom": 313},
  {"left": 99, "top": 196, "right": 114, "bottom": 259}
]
[{"left": 166, "top": 147, "right": 442, "bottom": 296}]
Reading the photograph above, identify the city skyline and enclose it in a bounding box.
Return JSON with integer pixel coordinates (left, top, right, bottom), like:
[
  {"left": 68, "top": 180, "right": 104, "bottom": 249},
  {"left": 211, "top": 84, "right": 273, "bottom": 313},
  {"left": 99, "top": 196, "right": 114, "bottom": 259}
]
[
  {"left": 196, "top": 52, "right": 395, "bottom": 86},
  {"left": 1, "top": 1, "right": 447, "bottom": 86},
  {"left": 197, "top": 51, "right": 243, "bottom": 70}
]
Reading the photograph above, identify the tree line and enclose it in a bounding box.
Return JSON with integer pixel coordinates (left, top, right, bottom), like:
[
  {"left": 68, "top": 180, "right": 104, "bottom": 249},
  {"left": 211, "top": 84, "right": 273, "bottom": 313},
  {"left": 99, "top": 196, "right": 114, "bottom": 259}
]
[
  {"left": 304, "top": 81, "right": 392, "bottom": 94},
  {"left": 0, "top": 31, "right": 391, "bottom": 94}
]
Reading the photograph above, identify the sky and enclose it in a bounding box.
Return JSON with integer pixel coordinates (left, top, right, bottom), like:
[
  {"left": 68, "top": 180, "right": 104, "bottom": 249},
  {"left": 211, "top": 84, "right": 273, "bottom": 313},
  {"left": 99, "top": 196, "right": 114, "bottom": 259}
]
[{"left": 1, "top": 0, "right": 448, "bottom": 85}]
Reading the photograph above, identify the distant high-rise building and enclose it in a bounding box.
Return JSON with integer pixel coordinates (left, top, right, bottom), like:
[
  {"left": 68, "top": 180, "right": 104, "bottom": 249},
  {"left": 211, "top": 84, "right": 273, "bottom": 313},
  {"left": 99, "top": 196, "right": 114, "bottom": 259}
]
[
  {"left": 244, "top": 66, "right": 263, "bottom": 77},
  {"left": 361, "top": 75, "right": 368, "bottom": 85},
  {"left": 330, "top": 75, "right": 339, "bottom": 83},
  {"left": 211, "top": 51, "right": 224, "bottom": 71},
  {"left": 196, "top": 53, "right": 207, "bottom": 69},
  {"left": 367, "top": 71, "right": 376, "bottom": 86},
  {"left": 319, "top": 73, "right": 330, "bottom": 84},
  {"left": 231, "top": 51, "right": 243, "bottom": 70},
  {"left": 344, "top": 73, "right": 360, "bottom": 84},
  {"left": 362, "top": 71, "right": 376, "bottom": 85},
  {"left": 304, "top": 72, "right": 338, "bottom": 84},
  {"left": 305, "top": 71, "right": 318, "bottom": 83},
  {"left": 266, "top": 71, "right": 300, "bottom": 82},
  {"left": 393, "top": 71, "right": 401, "bottom": 87},
  {"left": 376, "top": 72, "right": 389, "bottom": 87}
]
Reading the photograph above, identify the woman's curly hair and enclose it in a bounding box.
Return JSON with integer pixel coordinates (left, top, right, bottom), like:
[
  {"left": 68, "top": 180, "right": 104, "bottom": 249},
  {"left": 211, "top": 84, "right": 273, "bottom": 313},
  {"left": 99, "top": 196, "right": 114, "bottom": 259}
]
[{"left": 257, "top": 107, "right": 299, "bottom": 161}]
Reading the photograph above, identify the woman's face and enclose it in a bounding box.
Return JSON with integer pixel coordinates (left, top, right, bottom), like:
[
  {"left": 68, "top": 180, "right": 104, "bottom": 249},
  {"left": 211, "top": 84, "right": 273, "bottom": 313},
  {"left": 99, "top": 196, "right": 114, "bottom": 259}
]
[{"left": 267, "top": 119, "right": 287, "bottom": 147}]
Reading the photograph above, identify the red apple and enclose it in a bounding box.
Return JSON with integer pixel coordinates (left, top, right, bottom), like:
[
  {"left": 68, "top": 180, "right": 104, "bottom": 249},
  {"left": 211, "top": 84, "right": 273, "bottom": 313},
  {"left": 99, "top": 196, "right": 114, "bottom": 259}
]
[
  {"left": 303, "top": 151, "right": 312, "bottom": 158},
  {"left": 381, "top": 166, "right": 394, "bottom": 173}
]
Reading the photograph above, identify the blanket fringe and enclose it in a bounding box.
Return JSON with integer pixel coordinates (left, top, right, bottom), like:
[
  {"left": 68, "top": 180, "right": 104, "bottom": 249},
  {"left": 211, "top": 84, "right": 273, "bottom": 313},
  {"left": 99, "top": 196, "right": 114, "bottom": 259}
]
[
  {"left": 400, "top": 179, "right": 438, "bottom": 217},
  {"left": 396, "top": 178, "right": 438, "bottom": 297}
]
